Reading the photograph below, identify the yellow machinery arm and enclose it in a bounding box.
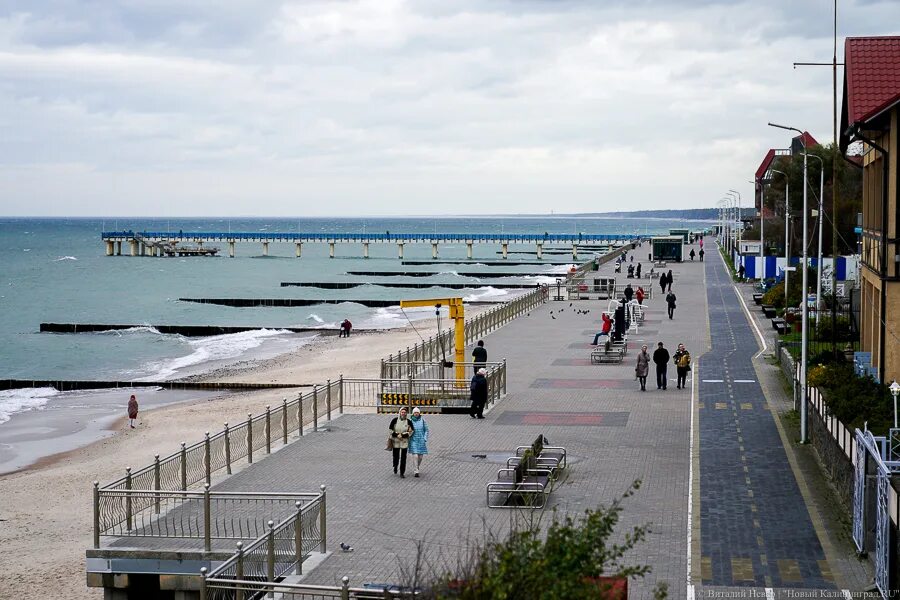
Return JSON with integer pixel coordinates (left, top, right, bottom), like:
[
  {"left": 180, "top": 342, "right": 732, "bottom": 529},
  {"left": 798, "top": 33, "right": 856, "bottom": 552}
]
[{"left": 399, "top": 297, "right": 466, "bottom": 381}]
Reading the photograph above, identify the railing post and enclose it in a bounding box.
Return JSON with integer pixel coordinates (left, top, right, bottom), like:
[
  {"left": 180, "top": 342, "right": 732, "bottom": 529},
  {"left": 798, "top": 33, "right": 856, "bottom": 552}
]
[
  {"left": 93, "top": 481, "right": 100, "bottom": 548},
  {"left": 265, "top": 405, "right": 272, "bottom": 454},
  {"left": 247, "top": 414, "right": 254, "bottom": 464},
  {"left": 200, "top": 567, "right": 208, "bottom": 600},
  {"left": 341, "top": 576, "right": 350, "bottom": 600},
  {"left": 153, "top": 454, "right": 161, "bottom": 514},
  {"left": 294, "top": 501, "right": 304, "bottom": 575},
  {"left": 235, "top": 542, "right": 245, "bottom": 600},
  {"left": 204, "top": 432, "right": 211, "bottom": 485},
  {"left": 125, "top": 467, "right": 133, "bottom": 531},
  {"left": 224, "top": 423, "right": 232, "bottom": 475},
  {"left": 339, "top": 375, "right": 344, "bottom": 414},
  {"left": 320, "top": 484, "right": 327, "bottom": 553},
  {"left": 267, "top": 520, "right": 276, "bottom": 598},
  {"left": 180, "top": 442, "right": 187, "bottom": 491},
  {"left": 282, "top": 398, "right": 288, "bottom": 444},
  {"left": 326, "top": 379, "right": 332, "bottom": 421},
  {"left": 298, "top": 393, "right": 304, "bottom": 436},
  {"left": 380, "top": 358, "right": 385, "bottom": 379},
  {"left": 313, "top": 386, "right": 319, "bottom": 432},
  {"left": 203, "top": 483, "right": 211, "bottom": 552},
  {"left": 407, "top": 372, "right": 414, "bottom": 412}
]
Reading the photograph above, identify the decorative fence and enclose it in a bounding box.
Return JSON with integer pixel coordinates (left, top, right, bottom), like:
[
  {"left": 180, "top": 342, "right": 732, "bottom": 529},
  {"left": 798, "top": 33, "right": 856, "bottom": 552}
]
[{"left": 201, "top": 575, "right": 416, "bottom": 600}]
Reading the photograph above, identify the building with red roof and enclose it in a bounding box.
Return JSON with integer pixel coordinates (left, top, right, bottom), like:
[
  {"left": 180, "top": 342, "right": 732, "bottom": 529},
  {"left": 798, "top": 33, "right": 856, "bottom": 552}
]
[{"left": 840, "top": 35, "right": 900, "bottom": 383}]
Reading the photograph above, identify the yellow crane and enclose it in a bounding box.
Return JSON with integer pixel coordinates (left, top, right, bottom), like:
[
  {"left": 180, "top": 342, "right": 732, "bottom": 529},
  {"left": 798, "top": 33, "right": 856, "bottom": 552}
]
[{"left": 399, "top": 297, "right": 467, "bottom": 381}]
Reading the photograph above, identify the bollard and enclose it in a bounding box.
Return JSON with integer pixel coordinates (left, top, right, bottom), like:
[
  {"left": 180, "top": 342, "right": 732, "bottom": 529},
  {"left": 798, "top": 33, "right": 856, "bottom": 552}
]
[
  {"left": 203, "top": 483, "right": 211, "bottom": 551},
  {"left": 294, "top": 501, "right": 304, "bottom": 575},
  {"left": 153, "top": 454, "right": 161, "bottom": 514},
  {"left": 267, "top": 520, "right": 276, "bottom": 598},
  {"left": 235, "top": 542, "right": 245, "bottom": 600},
  {"left": 320, "top": 484, "right": 327, "bottom": 553},
  {"left": 312, "top": 386, "right": 318, "bottom": 432},
  {"left": 200, "top": 567, "right": 207, "bottom": 600},
  {"left": 282, "top": 398, "right": 288, "bottom": 444},
  {"left": 265, "top": 405, "right": 271, "bottom": 454},
  {"left": 93, "top": 481, "right": 100, "bottom": 548},
  {"left": 204, "top": 432, "right": 211, "bottom": 485},
  {"left": 224, "top": 423, "right": 232, "bottom": 475},
  {"left": 247, "top": 414, "right": 254, "bottom": 464},
  {"left": 341, "top": 576, "right": 350, "bottom": 600},
  {"left": 326, "top": 380, "right": 332, "bottom": 421},
  {"left": 125, "top": 467, "right": 133, "bottom": 531},
  {"left": 339, "top": 375, "right": 344, "bottom": 414},
  {"left": 180, "top": 442, "right": 187, "bottom": 491}
]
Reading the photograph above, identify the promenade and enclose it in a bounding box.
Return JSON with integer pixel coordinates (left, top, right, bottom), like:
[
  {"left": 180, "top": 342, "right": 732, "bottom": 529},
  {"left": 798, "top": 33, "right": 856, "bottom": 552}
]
[{"left": 100, "top": 239, "right": 869, "bottom": 598}]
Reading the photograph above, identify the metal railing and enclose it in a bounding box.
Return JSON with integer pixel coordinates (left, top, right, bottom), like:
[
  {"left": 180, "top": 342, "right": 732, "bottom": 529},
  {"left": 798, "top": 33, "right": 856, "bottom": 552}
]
[
  {"left": 93, "top": 486, "right": 323, "bottom": 551},
  {"left": 379, "top": 360, "right": 503, "bottom": 380},
  {"left": 202, "top": 575, "right": 416, "bottom": 600}
]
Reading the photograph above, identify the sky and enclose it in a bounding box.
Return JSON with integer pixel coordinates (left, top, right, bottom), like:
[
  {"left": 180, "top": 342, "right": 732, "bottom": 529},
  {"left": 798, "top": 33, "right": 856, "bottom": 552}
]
[{"left": 0, "top": 0, "right": 898, "bottom": 217}]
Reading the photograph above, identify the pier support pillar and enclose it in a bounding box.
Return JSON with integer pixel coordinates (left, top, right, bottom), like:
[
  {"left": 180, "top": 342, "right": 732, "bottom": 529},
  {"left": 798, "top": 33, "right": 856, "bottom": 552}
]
[
  {"left": 398, "top": 243, "right": 404, "bottom": 259},
  {"left": 572, "top": 245, "right": 578, "bottom": 260},
  {"left": 432, "top": 243, "right": 438, "bottom": 259},
  {"left": 363, "top": 242, "right": 369, "bottom": 259},
  {"left": 537, "top": 243, "right": 543, "bottom": 259},
  {"left": 262, "top": 242, "right": 269, "bottom": 256},
  {"left": 466, "top": 242, "right": 473, "bottom": 259},
  {"left": 130, "top": 241, "right": 137, "bottom": 256},
  {"left": 501, "top": 243, "right": 508, "bottom": 259},
  {"left": 138, "top": 242, "right": 145, "bottom": 256},
  {"left": 329, "top": 242, "right": 335, "bottom": 258},
  {"left": 229, "top": 241, "right": 235, "bottom": 258},
  {"left": 295, "top": 243, "right": 302, "bottom": 258},
  {"left": 116, "top": 241, "right": 122, "bottom": 256},
  {"left": 106, "top": 241, "right": 114, "bottom": 256}
]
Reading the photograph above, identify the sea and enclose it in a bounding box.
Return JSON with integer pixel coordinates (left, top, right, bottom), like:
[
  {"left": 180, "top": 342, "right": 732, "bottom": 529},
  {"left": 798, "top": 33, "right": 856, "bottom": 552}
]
[{"left": 0, "top": 216, "right": 709, "bottom": 462}]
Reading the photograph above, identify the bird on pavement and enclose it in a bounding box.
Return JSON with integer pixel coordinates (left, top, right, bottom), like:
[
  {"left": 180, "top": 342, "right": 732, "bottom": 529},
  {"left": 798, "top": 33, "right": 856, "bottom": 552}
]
[{"left": 340, "top": 543, "right": 354, "bottom": 552}]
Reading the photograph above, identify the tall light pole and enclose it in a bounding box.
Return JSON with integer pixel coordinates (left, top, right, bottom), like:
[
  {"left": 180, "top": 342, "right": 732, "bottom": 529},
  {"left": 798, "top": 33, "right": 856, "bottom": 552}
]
[
  {"left": 757, "top": 178, "right": 765, "bottom": 273},
  {"left": 806, "top": 153, "right": 825, "bottom": 331},
  {"left": 770, "top": 121, "right": 809, "bottom": 443},
  {"left": 728, "top": 190, "right": 742, "bottom": 254},
  {"left": 772, "top": 169, "right": 790, "bottom": 304}
]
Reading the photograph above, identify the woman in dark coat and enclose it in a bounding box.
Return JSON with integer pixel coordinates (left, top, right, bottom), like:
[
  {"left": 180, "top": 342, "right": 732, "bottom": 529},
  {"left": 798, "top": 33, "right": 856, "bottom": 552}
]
[
  {"left": 635, "top": 345, "right": 650, "bottom": 391},
  {"left": 127, "top": 394, "right": 139, "bottom": 429},
  {"left": 666, "top": 270, "right": 674, "bottom": 292},
  {"left": 659, "top": 272, "right": 667, "bottom": 294}
]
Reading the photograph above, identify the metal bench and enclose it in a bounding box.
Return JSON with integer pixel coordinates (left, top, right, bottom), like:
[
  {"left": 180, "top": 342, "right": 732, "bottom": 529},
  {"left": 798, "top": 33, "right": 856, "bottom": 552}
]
[
  {"left": 510, "top": 435, "right": 567, "bottom": 479},
  {"left": 487, "top": 454, "right": 553, "bottom": 509}
]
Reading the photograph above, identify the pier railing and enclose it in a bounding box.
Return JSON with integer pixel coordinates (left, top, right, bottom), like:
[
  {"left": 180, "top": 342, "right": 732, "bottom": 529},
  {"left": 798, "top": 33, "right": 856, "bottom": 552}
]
[
  {"left": 379, "top": 360, "right": 503, "bottom": 380},
  {"left": 93, "top": 487, "right": 323, "bottom": 552},
  {"left": 201, "top": 575, "right": 415, "bottom": 600}
]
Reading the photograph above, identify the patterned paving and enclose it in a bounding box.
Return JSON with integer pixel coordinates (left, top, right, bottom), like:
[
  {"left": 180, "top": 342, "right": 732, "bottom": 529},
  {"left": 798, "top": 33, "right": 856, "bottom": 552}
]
[
  {"left": 697, "top": 247, "right": 833, "bottom": 590},
  {"left": 492, "top": 411, "right": 630, "bottom": 426}
]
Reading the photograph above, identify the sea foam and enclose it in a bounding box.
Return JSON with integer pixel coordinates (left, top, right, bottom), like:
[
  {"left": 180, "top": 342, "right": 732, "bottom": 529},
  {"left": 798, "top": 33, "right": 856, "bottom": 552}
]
[{"left": 0, "top": 387, "right": 58, "bottom": 425}]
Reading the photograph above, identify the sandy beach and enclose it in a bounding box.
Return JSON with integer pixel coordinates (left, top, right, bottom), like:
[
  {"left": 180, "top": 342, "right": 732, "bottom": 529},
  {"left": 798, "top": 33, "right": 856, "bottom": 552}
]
[{"left": 0, "top": 321, "right": 454, "bottom": 599}]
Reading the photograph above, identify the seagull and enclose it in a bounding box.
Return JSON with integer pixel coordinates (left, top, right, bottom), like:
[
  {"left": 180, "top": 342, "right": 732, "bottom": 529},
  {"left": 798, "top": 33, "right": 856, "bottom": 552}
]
[
  {"left": 340, "top": 543, "right": 354, "bottom": 552},
  {"left": 551, "top": 315, "right": 556, "bottom": 320},
  {"left": 569, "top": 303, "right": 573, "bottom": 307},
  {"left": 472, "top": 454, "right": 487, "bottom": 459}
]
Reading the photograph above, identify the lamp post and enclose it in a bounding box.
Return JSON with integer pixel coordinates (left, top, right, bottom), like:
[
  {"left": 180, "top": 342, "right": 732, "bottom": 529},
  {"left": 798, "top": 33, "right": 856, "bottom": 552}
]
[
  {"left": 806, "top": 153, "right": 825, "bottom": 332},
  {"left": 757, "top": 178, "right": 765, "bottom": 273},
  {"left": 771, "top": 168, "right": 790, "bottom": 304},
  {"left": 728, "top": 189, "right": 742, "bottom": 254},
  {"left": 769, "top": 122, "right": 809, "bottom": 443}
]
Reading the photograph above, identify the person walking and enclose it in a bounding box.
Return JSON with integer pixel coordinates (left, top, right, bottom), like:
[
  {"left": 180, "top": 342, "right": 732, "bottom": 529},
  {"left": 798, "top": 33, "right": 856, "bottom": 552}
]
[
  {"left": 635, "top": 262, "right": 642, "bottom": 278},
  {"left": 653, "top": 342, "right": 670, "bottom": 390},
  {"left": 666, "top": 270, "right": 674, "bottom": 292},
  {"left": 635, "top": 345, "right": 650, "bottom": 392},
  {"left": 408, "top": 407, "right": 429, "bottom": 477},
  {"left": 469, "top": 368, "right": 488, "bottom": 419},
  {"left": 666, "top": 289, "right": 677, "bottom": 320},
  {"left": 659, "top": 272, "right": 666, "bottom": 294},
  {"left": 388, "top": 407, "right": 414, "bottom": 477},
  {"left": 472, "top": 340, "right": 487, "bottom": 374},
  {"left": 127, "top": 394, "right": 139, "bottom": 429},
  {"left": 635, "top": 286, "right": 645, "bottom": 305},
  {"left": 689, "top": 249, "right": 696, "bottom": 261},
  {"left": 592, "top": 312, "right": 613, "bottom": 345},
  {"left": 673, "top": 343, "right": 692, "bottom": 389},
  {"left": 738, "top": 263, "right": 746, "bottom": 280},
  {"left": 623, "top": 283, "right": 634, "bottom": 302},
  {"left": 339, "top": 319, "right": 352, "bottom": 338},
  {"left": 699, "top": 248, "right": 705, "bottom": 262}
]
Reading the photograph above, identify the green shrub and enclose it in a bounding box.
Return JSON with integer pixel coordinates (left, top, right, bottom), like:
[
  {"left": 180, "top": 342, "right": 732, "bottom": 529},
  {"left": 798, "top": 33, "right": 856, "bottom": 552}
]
[{"left": 808, "top": 361, "right": 894, "bottom": 434}]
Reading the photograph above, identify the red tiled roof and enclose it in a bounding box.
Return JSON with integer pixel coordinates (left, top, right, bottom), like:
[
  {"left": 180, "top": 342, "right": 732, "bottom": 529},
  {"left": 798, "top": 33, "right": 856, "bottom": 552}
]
[{"left": 845, "top": 36, "right": 900, "bottom": 125}]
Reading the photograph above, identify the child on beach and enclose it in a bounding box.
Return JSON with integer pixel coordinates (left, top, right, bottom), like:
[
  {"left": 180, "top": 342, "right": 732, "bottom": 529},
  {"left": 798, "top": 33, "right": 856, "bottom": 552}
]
[{"left": 127, "top": 394, "right": 139, "bottom": 428}]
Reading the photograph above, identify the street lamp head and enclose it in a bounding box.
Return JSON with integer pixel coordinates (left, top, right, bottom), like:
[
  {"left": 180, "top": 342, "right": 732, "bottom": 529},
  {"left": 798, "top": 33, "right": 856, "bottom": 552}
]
[
  {"left": 891, "top": 380, "right": 900, "bottom": 397},
  {"left": 768, "top": 122, "right": 801, "bottom": 134}
]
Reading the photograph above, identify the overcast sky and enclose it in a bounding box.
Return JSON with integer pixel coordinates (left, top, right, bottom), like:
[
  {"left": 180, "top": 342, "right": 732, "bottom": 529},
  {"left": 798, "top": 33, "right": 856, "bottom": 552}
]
[{"left": 0, "top": 0, "right": 897, "bottom": 217}]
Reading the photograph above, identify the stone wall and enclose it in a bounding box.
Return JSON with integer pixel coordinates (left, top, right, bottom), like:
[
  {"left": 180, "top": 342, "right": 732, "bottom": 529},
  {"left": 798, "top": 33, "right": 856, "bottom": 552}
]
[{"left": 806, "top": 392, "right": 855, "bottom": 510}]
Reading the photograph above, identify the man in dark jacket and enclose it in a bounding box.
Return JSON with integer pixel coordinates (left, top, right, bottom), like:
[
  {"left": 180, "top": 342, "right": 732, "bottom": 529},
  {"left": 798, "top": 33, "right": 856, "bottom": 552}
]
[
  {"left": 666, "top": 290, "right": 677, "bottom": 320},
  {"left": 471, "top": 340, "right": 487, "bottom": 374},
  {"left": 469, "top": 368, "right": 488, "bottom": 419},
  {"left": 659, "top": 272, "right": 667, "bottom": 294},
  {"left": 623, "top": 284, "right": 634, "bottom": 302},
  {"left": 653, "top": 342, "right": 670, "bottom": 390}
]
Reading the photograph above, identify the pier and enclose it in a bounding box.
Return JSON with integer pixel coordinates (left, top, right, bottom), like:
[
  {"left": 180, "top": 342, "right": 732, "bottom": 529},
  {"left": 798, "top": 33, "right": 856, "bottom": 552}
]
[
  {"left": 344, "top": 270, "right": 561, "bottom": 278},
  {"left": 101, "top": 230, "right": 639, "bottom": 259},
  {"left": 177, "top": 297, "right": 505, "bottom": 308},
  {"left": 38, "top": 323, "right": 387, "bottom": 336},
  {"left": 279, "top": 281, "right": 545, "bottom": 290}
]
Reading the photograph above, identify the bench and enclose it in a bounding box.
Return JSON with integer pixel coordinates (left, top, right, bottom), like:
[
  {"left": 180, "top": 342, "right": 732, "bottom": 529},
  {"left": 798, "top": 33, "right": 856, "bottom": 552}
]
[
  {"left": 510, "top": 435, "right": 567, "bottom": 478},
  {"left": 761, "top": 305, "right": 776, "bottom": 318},
  {"left": 486, "top": 453, "right": 553, "bottom": 509},
  {"left": 772, "top": 318, "right": 788, "bottom": 335},
  {"left": 752, "top": 293, "right": 763, "bottom": 305}
]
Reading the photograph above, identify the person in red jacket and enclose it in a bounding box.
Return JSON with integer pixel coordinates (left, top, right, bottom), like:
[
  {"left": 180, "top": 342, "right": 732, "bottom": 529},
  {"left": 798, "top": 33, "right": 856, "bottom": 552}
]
[
  {"left": 635, "top": 287, "right": 645, "bottom": 305},
  {"left": 591, "top": 313, "right": 613, "bottom": 345}
]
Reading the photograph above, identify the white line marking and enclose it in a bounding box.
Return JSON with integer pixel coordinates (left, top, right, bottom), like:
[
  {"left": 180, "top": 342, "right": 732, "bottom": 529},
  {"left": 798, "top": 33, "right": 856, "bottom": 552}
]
[
  {"left": 701, "top": 379, "right": 724, "bottom": 383},
  {"left": 765, "top": 588, "right": 775, "bottom": 600},
  {"left": 686, "top": 359, "right": 698, "bottom": 598},
  {"left": 733, "top": 285, "right": 767, "bottom": 358},
  {"left": 734, "top": 379, "right": 757, "bottom": 383}
]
